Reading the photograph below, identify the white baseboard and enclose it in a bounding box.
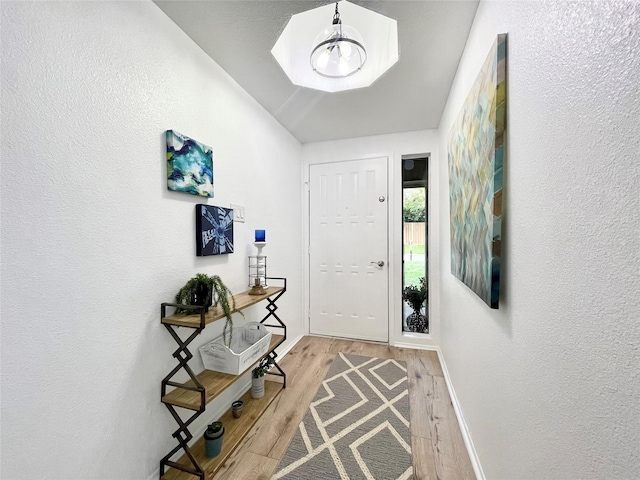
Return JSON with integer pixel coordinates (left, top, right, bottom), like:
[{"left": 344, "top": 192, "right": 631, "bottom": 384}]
[
  {"left": 435, "top": 346, "right": 485, "bottom": 480},
  {"left": 393, "top": 341, "right": 439, "bottom": 351},
  {"left": 150, "top": 334, "right": 304, "bottom": 480}
]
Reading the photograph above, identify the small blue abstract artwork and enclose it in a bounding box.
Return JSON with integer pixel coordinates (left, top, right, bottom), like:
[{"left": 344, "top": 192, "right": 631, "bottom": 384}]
[
  {"left": 196, "top": 205, "right": 234, "bottom": 256},
  {"left": 166, "top": 130, "right": 213, "bottom": 197}
]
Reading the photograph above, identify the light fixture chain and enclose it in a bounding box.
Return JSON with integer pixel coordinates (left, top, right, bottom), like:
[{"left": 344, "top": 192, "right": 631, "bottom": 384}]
[{"left": 333, "top": 2, "right": 341, "bottom": 25}]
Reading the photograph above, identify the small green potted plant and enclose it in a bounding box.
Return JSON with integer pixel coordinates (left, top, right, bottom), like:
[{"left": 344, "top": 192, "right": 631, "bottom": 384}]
[
  {"left": 251, "top": 356, "right": 274, "bottom": 399},
  {"left": 203, "top": 421, "right": 224, "bottom": 458},
  {"left": 175, "top": 273, "right": 241, "bottom": 346},
  {"left": 402, "top": 276, "right": 428, "bottom": 332}
]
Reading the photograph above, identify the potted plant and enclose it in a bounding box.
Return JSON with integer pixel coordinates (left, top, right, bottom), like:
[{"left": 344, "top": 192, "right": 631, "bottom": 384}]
[
  {"left": 175, "top": 273, "right": 241, "bottom": 346},
  {"left": 203, "top": 421, "right": 225, "bottom": 458},
  {"left": 251, "top": 356, "right": 274, "bottom": 399},
  {"left": 402, "top": 276, "right": 428, "bottom": 332}
]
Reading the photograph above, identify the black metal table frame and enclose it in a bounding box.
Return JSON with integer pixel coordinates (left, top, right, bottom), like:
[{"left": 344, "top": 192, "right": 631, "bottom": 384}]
[{"left": 159, "top": 277, "right": 287, "bottom": 479}]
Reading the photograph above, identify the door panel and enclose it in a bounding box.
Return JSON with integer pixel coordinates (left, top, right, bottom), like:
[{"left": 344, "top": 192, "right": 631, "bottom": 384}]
[{"left": 309, "top": 157, "right": 388, "bottom": 342}]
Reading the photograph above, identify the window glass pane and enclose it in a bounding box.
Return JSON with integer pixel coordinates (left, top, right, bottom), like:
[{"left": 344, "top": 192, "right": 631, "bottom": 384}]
[{"left": 402, "top": 158, "right": 428, "bottom": 333}]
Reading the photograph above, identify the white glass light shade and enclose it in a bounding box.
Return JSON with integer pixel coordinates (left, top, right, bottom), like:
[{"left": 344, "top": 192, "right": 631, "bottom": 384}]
[
  {"left": 272, "top": 1, "right": 398, "bottom": 93},
  {"left": 310, "top": 23, "right": 366, "bottom": 78}
]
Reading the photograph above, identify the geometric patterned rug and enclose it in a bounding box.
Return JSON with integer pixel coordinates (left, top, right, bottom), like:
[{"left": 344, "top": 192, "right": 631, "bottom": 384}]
[{"left": 273, "top": 353, "right": 412, "bottom": 479}]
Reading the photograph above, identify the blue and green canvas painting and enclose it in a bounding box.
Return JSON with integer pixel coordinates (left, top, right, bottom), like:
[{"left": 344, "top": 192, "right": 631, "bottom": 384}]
[
  {"left": 447, "top": 34, "right": 506, "bottom": 309},
  {"left": 166, "top": 130, "right": 213, "bottom": 197}
]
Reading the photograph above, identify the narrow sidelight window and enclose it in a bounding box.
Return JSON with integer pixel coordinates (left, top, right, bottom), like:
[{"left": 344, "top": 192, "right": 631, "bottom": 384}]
[{"left": 402, "top": 156, "right": 428, "bottom": 334}]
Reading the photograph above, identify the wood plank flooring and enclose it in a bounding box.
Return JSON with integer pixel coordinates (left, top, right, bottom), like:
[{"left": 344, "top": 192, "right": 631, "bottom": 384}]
[{"left": 214, "top": 335, "right": 475, "bottom": 480}]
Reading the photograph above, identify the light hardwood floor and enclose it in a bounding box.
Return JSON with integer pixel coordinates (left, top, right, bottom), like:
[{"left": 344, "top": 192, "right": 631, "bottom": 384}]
[{"left": 214, "top": 335, "right": 475, "bottom": 480}]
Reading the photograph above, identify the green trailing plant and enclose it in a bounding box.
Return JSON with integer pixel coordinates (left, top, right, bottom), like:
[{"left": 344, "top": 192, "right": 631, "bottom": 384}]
[
  {"left": 402, "top": 276, "right": 428, "bottom": 313},
  {"left": 252, "top": 356, "right": 275, "bottom": 379},
  {"left": 175, "top": 273, "right": 242, "bottom": 347}
]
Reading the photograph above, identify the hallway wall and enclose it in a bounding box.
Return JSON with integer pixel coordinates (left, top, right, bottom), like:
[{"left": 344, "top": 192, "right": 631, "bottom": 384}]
[
  {"left": 0, "top": 2, "right": 303, "bottom": 479},
  {"left": 437, "top": 1, "right": 640, "bottom": 478}
]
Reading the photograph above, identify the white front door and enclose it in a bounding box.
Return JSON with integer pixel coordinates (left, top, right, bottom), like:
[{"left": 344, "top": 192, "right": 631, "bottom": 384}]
[{"left": 309, "top": 157, "right": 389, "bottom": 342}]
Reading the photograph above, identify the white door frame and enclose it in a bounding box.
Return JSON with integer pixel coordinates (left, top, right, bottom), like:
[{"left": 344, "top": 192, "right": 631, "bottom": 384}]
[
  {"left": 302, "top": 137, "right": 438, "bottom": 350},
  {"left": 303, "top": 153, "right": 395, "bottom": 343}
]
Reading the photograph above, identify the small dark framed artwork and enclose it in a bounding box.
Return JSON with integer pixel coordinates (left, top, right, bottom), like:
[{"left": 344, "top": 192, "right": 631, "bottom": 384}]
[{"left": 196, "top": 205, "right": 234, "bottom": 256}]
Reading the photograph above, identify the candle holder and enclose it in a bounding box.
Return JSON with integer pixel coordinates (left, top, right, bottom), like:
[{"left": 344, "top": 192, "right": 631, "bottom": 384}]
[{"left": 248, "top": 241, "right": 267, "bottom": 295}]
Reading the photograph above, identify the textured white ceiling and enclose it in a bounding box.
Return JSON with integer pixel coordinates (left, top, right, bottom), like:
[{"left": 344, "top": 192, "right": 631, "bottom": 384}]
[{"left": 154, "top": 0, "right": 479, "bottom": 143}]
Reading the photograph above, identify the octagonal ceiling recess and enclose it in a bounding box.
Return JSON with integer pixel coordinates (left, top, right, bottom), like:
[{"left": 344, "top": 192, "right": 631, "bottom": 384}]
[
  {"left": 272, "top": 1, "right": 398, "bottom": 92},
  {"left": 154, "top": 1, "right": 480, "bottom": 143}
]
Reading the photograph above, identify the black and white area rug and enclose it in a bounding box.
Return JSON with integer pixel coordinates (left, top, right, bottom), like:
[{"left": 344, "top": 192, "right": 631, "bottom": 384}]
[{"left": 273, "top": 353, "right": 412, "bottom": 480}]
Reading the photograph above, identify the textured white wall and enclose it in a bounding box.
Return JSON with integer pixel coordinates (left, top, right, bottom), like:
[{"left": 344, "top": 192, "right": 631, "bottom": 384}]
[
  {"left": 437, "top": 1, "right": 640, "bottom": 478},
  {"left": 0, "top": 2, "right": 303, "bottom": 479},
  {"left": 302, "top": 130, "right": 440, "bottom": 349}
]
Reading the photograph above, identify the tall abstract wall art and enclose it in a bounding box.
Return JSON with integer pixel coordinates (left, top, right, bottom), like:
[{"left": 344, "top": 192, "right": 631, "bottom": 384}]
[
  {"left": 166, "top": 130, "right": 214, "bottom": 197},
  {"left": 196, "top": 205, "right": 234, "bottom": 256},
  {"left": 448, "top": 34, "right": 506, "bottom": 309}
]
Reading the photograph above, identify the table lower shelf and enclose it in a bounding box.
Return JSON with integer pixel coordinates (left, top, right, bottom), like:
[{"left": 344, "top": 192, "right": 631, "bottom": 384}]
[{"left": 161, "top": 380, "right": 283, "bottom": 480}]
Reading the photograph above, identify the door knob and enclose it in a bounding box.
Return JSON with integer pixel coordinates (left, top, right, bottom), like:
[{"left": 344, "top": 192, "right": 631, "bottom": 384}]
[{"left": 371, "top": 261, "right": 385, "bottom": 267}]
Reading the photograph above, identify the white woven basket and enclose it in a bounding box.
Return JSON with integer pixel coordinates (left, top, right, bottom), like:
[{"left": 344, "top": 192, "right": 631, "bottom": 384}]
[{"left": 199, "top": 322, "right": 271, "bottom": 375}]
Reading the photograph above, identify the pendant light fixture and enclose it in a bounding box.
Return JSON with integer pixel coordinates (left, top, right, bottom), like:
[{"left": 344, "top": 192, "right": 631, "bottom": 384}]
[
  {"left": 310, "top": 2, "right": 367, "bottom": 79},
  {"left": 272, "top": 1, "right": 398, "bottom": 92}
]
